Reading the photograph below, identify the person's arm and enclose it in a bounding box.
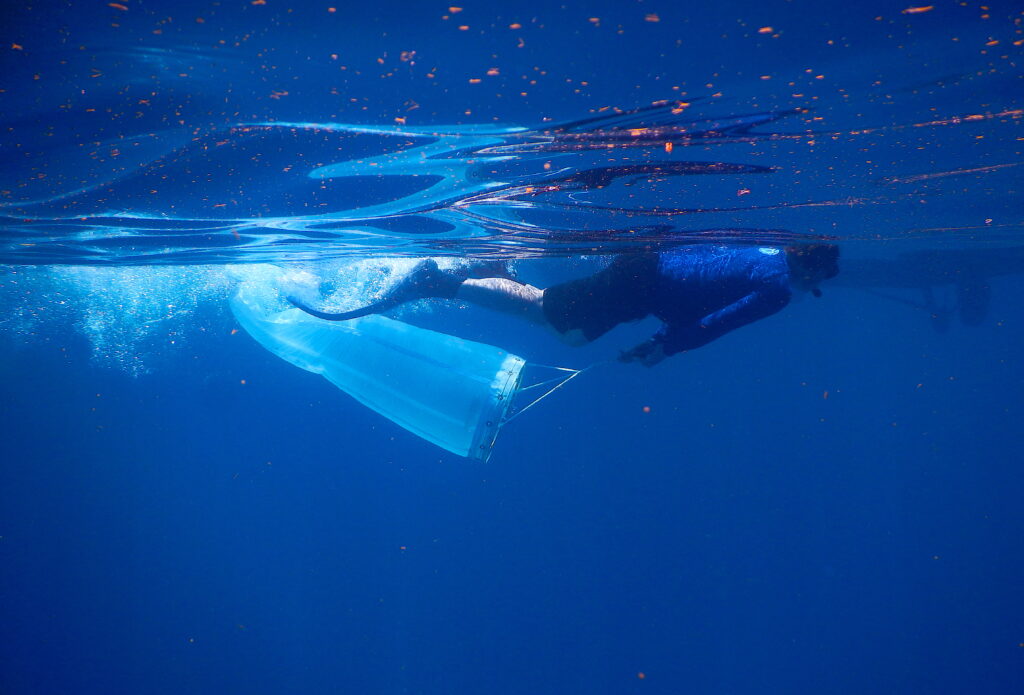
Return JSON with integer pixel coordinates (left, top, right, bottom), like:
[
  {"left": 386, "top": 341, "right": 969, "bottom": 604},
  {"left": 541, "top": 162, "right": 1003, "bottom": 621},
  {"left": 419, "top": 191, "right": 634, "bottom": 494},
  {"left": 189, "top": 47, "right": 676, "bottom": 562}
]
[
  {"left": 659, "top": 285, "right": 791, "bottom": 355},
  {"left": 620, "top": 284, "right": 790, "bottom": 365}
]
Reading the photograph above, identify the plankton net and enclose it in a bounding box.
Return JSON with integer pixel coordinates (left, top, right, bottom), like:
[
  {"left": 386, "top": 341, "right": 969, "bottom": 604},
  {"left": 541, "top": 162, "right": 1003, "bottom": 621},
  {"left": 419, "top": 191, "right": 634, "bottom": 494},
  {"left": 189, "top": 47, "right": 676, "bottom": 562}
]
[{"left": 230, "top": 282, "right": 583, "bottom": 461}]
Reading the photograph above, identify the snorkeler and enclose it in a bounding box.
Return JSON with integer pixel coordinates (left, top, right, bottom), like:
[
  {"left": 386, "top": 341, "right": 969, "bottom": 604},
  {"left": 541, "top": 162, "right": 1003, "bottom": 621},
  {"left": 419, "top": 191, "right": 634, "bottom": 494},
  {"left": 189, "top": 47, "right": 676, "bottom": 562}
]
[{"left": 288, "top": 244, "right": 840, "bottom": 367}]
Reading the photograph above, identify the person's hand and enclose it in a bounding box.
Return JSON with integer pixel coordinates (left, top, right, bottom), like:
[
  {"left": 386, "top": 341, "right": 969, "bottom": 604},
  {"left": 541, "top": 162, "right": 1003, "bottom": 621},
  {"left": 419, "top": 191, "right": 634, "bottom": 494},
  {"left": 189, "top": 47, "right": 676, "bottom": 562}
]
[{"left": 618, "top": 339, "right": 667, "bottom": 367}]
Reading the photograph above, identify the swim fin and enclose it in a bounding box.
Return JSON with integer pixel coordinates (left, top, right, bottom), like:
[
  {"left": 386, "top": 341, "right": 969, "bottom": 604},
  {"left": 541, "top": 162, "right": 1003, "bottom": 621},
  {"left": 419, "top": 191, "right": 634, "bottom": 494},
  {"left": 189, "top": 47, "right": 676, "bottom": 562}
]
[{"left": 288, "top": 259, "right": 466, "bottom": 321}]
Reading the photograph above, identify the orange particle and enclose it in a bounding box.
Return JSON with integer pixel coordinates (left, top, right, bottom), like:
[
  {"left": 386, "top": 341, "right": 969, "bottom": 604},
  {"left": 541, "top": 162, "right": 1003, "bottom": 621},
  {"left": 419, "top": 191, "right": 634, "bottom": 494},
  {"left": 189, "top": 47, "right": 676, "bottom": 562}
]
[
  {"left": 251, "top": 0, "right": 266, "bottom": 4},
  {"left": 758, "top": 26, "right": 773, "bottom": 34},
  {"left": 240, "top": 379, "right": 247, "bottom": 385},
  {"left": 449, "top": 6, "right": 462, "bottom": 12},
  {"left": 664, "top": 142, "right": 673, "bottom": 153},
  {"left": 901, "top": 6, "right": 934, "bottom": 14},
  {"left": 108, "top": 3, "right": 128, "bottom": 10},
  {"left": 589, "top": 17, "right": 600, "bottom": 24},
  {"left": 468, "top": 78, "right": 481, "bottom": 83},
  {"left": 737, "top": 188, "right": 751, "bottom": 196},
  {"left": 644, "top": 13, "right": 660, "bottom": 22},
  {"left": 394, "top": 116, "right": 406, "bottom": 124},
  {"left": 486, "top": 67, "right": 500, "bottom": 75},
  {"left": 760, "top": 75, "right": 772, "bottom": 80},
  {"left": 543, "top": 162, "right": 551, "bottom": 170},
  {"left": 327, "top": 7, "right": 336, "bottom": 12},
  {"left": 458, "top": 25, "right": 469, "bottom": 30},
  {"left": 230, "top": 328, "right": 239, "bottom": 335},
  {"left": 823, "top": 390, "right": 829, "bottom": 400},
  {"left": 509, "top": 23, "right": 521, "bottom": 29},
  {"left": 642, "top": 406, "right": 651, "bottom": 413},
  {"left": 637, "top": 672, "right": 646, "bottom": 679},
  {"left": 11, "top": 43, "right": 23, "bottom": 50},
  {"left": 985, "top": 40, "right": 999, "bottom": 46}
]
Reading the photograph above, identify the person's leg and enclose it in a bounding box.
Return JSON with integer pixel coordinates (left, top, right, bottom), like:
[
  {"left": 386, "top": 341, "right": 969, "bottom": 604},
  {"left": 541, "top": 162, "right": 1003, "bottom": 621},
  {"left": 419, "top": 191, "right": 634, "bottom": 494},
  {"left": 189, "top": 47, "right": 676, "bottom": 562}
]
[
  {"left": 289, "top": 260, "right": 550, "bottom": 325},
  {"left": 457, "top": 279, "right": 590, "bottom": 344},
  {"left": 455, "top": 277, "right": 547, "bottom": 325},
  {"left": 289, "top": 254, "right": 654, "bottom": 348}
]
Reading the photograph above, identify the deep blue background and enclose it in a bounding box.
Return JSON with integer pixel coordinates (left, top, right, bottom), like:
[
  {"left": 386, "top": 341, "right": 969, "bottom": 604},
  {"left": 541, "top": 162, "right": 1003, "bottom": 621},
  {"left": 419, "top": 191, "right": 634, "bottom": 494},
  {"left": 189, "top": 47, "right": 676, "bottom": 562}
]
[
  {"left": 2, "top": 1, "right": 1024, "bottom": 693},
  {"left": 3, "top": 272, "right": 1023, "bottom": 694}
]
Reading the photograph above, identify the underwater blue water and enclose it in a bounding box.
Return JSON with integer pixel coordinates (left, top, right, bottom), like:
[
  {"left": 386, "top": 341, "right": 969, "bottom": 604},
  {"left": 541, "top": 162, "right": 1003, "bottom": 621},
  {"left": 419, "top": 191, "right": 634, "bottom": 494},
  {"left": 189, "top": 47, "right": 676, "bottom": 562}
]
[{"left": 2, "top": 1, "right": 1023, "bottom": 693}]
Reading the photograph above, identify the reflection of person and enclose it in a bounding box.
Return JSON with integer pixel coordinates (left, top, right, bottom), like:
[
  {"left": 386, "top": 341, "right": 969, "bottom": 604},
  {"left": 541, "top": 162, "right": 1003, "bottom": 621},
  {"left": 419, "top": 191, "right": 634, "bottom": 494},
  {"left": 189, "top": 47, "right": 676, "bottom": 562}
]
[{"left": 289, "top": 245, "right": 840, "bottom": 367}]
